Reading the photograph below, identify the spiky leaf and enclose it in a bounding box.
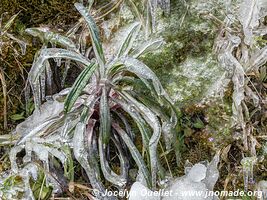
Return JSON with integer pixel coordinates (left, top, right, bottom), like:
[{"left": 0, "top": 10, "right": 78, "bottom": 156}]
[
  {"left": 26, "top": 28, "right": 77, "bottom": 50},
  {"left": 64, "top": 62, "right": 97, "bottom": 112},
  {"left": 117, "top": 22, "right": 141, "bottom": 58},
  {"left": 99, "top": 86, "right": 111, "bottom": 145},
  {"left": 75, "top": 3, "right": 105, "bottom": 68},
  {"left": 29, "top": 48, "right": 91, "bottom": 84}
]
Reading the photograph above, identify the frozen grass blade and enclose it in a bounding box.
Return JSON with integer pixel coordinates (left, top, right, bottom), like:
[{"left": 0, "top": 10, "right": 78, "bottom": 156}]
[{"left": 121, "top": 91, "right": 161, "bottom": 188}]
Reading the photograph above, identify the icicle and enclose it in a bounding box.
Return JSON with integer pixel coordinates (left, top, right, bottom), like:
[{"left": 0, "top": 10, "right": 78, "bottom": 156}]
[
  {"left": 241, "top": 157, "right": 257, "bottom": 192},
  {"left": 61, "top": 59, "right": 71, "bottom": 88},
  {"left": 158, "top": 0, "right": 170, "bottom": 14},
  {"left": 30, "top": 72, "right": 42, "bottom": 110},
  {"left": 20, "top": 164, "right": 38, "bottom": 200},
  {"left": 45, "top": 60, "right": 53, "bottom": 94},
  {"left": 162, "top": 121, "right": 172, "bottom": 150},
  {"left": 24, "top": 82, "right": 31, "bottom": 116},
  {"left": 23, "top": 141, "right": 33, "bottom": 163},
  {"left": 9, "top": 146, "right": 24, "bottom": 174},
  {"left": 56, "top": 58, "right": 62, "bottom": 67},
  {"left": 40, "top": 70, "right": 46, "bottom": 101},
  {"left": 80, "top": 30, "right": 87, "bottom": 56}
]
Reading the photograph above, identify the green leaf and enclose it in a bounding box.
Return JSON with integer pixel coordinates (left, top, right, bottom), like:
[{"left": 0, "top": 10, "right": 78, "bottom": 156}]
[
  {"left": 99, "top": 86, "right": 111, "bottom": 145},
  {"left": 75, "top": 3, "right": 105, "bottom": 68},
  {"left": 2, "top": 12, "right": 20, "bottom": 34},
  {"left": 193, "top": 118, "right": 205, "bottom": 129},
  {"left": 64, "top": 62, "right": 97, "bottom": 112},
  {"left": 116, "top": 22, "right": 141, "bottom": 58},
  {"left": 10, "top": 113, "right": 25, "bottom": 121}
]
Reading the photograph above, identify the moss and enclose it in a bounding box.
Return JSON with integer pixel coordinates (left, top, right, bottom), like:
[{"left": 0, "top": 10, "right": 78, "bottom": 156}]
[{"left": 140, "top": 0, "right": 223, "bottom": 105}]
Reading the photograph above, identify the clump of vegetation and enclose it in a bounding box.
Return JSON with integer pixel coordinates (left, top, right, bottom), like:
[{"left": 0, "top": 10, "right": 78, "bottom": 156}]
[
  {"left": 0, "top": 2, "right": 180, "bottom": 199},
  {"left": 1, "top": 0, "right": 267, "bottom": 199}
]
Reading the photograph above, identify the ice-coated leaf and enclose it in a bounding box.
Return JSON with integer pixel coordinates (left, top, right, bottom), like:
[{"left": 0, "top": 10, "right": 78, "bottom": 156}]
[
  {"left": 120, "top": 91, "right": 161, "bottom": 188},
  {"left": 98, "top": 132, "right": 127, "bottom": 187},
  {"left": 73, "top": 122, "right": 107, "bottom": 198},
  {"left": 61, "top": 59, "right": 71, "bottom": 88},
  {"left": 250, "top": 46, "right": 267, "bottom": 70},
  {"left": 120, "top": 57, "right": 166, "bottom": 96},
  {"left": 17, "top": 118, "right": 59, "bottom": 145},
  {"left": 73, "top": 122, "right": 88, "bottom": 166},
  {"left": 75, "top": 3, "right": 106, "bottom": 69},
  {"left": 113, "top": 98, "right": 150, "bottom": 148},
  {"left": 29, "top": 48, "right": 91, "bottom": 84},
  {"left": 116, "top": 22, "right": 141, "bottom": 58},
  {"left": 25, "top": 27, "right": 77, "bottom": 50},
  {"left": 238, "top": 0, "right": 267, "bottom": 45},
  {"left": 130, "top": 38, "right": 163, "bottom": 58},
  {"left": 112, "top": 123, "right": 152, "bottom": 188},
  {"left": 148, "top": 0, "right": 158, "bottom": 33},
  {"left": 64, "top": 62, "right": 97, "bottom": 112},
  {"left": 99, "top": 86, "right": 111, "bottom": 145},
  {"left": 112, "top": 134, "right": 129, "bottom": 179},
  {"left": 113, "top": 111, "right": 135, "bottom": 141},
  {"left": 16, "top": 93, "right": 65, "bottom": 144},
  {"left": 47, "top": 146, "right": 67, "bottom": 165}
]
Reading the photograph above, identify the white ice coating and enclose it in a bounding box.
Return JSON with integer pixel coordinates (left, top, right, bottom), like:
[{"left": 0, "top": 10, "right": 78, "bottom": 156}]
[
  {"left": 129, "top": 154, "right": 220, "bottom": 200},
  {"left": 238, "top": 0, "right": 267, "bottom": 45},
  {"left": 40, "top": 69, "right": 46, "bottom": 101}
]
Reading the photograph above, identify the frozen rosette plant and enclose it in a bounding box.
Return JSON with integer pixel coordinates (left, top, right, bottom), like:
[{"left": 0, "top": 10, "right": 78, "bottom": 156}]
[{"left": 2, "top": 3, "right": 179, "bottom": 199}]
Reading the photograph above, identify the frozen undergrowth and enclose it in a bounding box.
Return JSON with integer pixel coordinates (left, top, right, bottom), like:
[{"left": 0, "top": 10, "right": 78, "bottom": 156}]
[
  {"left": 129, "top": 153, "right": 220, "bottom": 200},
  {"left": 0, "top": 2, "right": 179, "bottom": 199},
  {"left": 214, "top": 0, "right": 267, "bottom": 193},
  {"left": 1, "top": 0, "right": 267, "bottom": 199}
]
